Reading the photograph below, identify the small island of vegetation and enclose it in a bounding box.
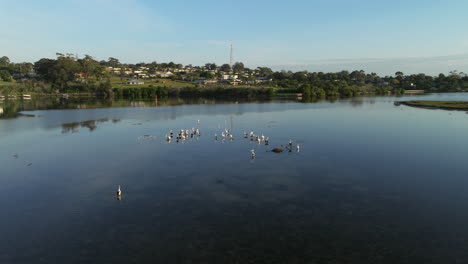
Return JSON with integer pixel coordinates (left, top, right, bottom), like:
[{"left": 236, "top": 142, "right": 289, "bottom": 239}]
[{"left": 396, "top": 100, "right": 468, "bottom": 110}]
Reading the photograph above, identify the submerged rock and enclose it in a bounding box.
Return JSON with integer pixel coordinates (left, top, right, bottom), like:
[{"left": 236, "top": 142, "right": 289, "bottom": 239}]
[{"left": 272, "top": 148, "right": 284, "bottom": 153}]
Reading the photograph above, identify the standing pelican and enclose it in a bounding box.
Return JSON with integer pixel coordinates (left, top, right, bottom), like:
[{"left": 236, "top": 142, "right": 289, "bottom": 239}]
[
  {"left": 116, "top": 185, "right": 122, "bottom": 196},
  {"left": 251, "top": 149, "right": 256, "bottom": 159},
  {"left": 265, "top": 137, "right": 269, "bottom": 145},
  {"left": 296, "top": 144, "right": 300, "bottom": 152},
  {"left": 230, "top": 134, "right": 234, "bottom": 141},
  {"left": 214, "top": 133, "right": 218, "bottom": 140}
]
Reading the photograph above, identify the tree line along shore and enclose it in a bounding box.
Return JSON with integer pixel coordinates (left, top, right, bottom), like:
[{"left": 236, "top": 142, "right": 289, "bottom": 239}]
[{"left": 1, "top": 54, "right": 468, "bottom": 99}]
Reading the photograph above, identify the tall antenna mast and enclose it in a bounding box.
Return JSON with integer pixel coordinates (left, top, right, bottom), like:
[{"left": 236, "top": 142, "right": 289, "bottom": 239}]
[{"left": 230, "top": 43, "right": 233, "bottom": 67}]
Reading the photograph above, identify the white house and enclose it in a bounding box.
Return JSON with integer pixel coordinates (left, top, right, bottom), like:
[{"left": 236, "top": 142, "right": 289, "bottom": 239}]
[
  {"left": 222, "top": 74, "right": 238, "bottom": 80},
  {"left": 127, "top": 80, "right": 145, "bottom": 85},
  {"left": 158, "top": 71, "right": 174, "bottom": 78}
]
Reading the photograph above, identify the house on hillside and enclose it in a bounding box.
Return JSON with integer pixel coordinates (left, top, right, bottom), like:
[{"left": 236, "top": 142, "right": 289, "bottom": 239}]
[
  {"left": 222, "top": 74, "right": 238, "bottom": 80},
  {"left": 256, "top": 77, "right": 273, "bottom": 83},
  {"left": 158, "top": 71, "right": 174, "bottom": 78},
  {"left": 127, "top": 80, "right": 145, "bottom": 85},
  {"left": 196, "top": 79, "right": 218, "bottom": 85}
]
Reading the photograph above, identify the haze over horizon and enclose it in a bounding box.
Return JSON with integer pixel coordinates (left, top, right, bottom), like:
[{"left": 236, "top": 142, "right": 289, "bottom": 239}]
[{"left": 1, "top": 0, "right": 467, "bottom": 76}]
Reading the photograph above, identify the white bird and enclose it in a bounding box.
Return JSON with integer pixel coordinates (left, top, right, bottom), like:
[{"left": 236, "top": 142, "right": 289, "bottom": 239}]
[
  {"left": 296, "top": 144, "right": 300, "bottom": 152},
  {"left": 166, "top": 134, "right": 172, "bottom": 141},
  {"left": 251, "top": 149, "right": 256, "bottom": 159},
  {"left": 257, "top": 137, "right": 261, "bottom": 144},
  {"left": 116, "top": 185, "right": 122, "bottom": 196},
  {"left": 230, "top": 134, "right": 234, "bottom": 140},
  {"left": 221, "top": 132, "right": 226, "bottom": 139},
  {"left": 289, "top": 140, "right": 293, "bottom": 147},
  {"left": 197, "top": 119, "right": 200, "bottom": 124},
  {"left": 265, "top": 137, "right": 269, "bottom": 145},
  {"left": 244, "top": 132, "right": 248, "bottom": 138},
  {"left": 250, "top": 131, "right": 254, "bottom": 137},
  {"left": 261, "top": 134, "right": 265, "bottom": 141},
  {"left": 214, "top": 133, "right": 218, "bottom": 140}
]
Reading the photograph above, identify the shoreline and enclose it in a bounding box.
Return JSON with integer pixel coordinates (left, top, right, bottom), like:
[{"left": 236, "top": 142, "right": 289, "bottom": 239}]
[{"left": 395, "top": 100, "right": 468, "bottom": 111}]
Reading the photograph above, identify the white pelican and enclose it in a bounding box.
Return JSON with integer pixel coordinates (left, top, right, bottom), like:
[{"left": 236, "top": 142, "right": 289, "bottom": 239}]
[
  {"left": 296, "top": 144, "right": 300, "bottom": 152},
  {"left": 261, "top": 134, "right": 265, "bottom": 141},
  {"left": 116, "top": 185, "right": 122, "bottom": 196},
  {"left": 251, "top": 149, "right": 256, "bottom": 159},
  {"left": 230, "top": 134, "right": 234, "bottom": 141},
  {"left": 265, "top": 137, "right": 269, "bottom": 145}
]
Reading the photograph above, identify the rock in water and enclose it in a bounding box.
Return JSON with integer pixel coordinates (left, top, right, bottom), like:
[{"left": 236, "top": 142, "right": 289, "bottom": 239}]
[{"left": 272, "top": 148, "right": 283, "bottom": 153}]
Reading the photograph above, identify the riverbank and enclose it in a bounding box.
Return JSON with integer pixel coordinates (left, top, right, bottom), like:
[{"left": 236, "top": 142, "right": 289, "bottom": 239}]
[{"left": 395, "top": 100, "right": 468, "bottom": 110}]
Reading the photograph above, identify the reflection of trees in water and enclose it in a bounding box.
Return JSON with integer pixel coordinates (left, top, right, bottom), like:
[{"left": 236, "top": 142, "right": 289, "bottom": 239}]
[
  {"left": 61, "top": 118, "right": 120, "bottom": 133},
  {"left": 1, "top": 97, "right": 277, "bottom": 120},
  {"left": 349, "top": 98, "right": 364, "bottom": 107}
]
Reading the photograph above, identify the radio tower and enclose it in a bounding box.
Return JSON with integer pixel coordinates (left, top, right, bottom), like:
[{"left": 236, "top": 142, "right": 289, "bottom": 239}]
[{"left": 230, "top": 43, "right": 234, "bottom": 67}]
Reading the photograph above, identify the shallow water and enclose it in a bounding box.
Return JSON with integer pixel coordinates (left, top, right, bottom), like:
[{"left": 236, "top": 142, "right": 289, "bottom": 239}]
[{"left": 2, "top": 94, "right": 468, "bottom": 263}]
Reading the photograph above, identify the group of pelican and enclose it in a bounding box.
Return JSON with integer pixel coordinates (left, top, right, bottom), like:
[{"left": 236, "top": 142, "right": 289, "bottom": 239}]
[
  {"left": 121, "top": 120, "right": 302, "bottom": 197},
  {"left": 215, "top": 128, "right": 235, "bottom": 141},
  {"left": 166, "top": 128, "right": 201, "bottom": 143},
  {"left": 243, "top": 131, "right": 270, "bottom": 145},
  {"left": 243, "top": 131, "right": 300, "bottom": 159}
]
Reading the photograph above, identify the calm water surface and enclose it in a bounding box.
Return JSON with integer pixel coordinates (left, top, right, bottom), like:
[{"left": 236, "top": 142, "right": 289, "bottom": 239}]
[{"left": 1, "top": 94, "right": 468, "bottom": 263}]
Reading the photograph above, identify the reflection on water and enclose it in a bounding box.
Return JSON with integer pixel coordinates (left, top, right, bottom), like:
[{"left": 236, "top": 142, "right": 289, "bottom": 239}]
[
  {"left": 62, "top": 118, "right": 121, "bottom": 133},
  {"left": 0, "top": 97, "right": 284, "bottom": 119},
  {"left": 2, "top": 93, "right": 468, "bottom": 263}
]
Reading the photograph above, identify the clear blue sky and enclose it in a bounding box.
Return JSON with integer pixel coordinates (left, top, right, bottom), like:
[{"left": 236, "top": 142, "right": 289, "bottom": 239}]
[{"left": 1, "top": 0, "right": 468, "bottom": 75}]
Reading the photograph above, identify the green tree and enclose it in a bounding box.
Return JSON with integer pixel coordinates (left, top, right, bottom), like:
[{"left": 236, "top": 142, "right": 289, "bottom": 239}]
[
  {"left": 0, "top": 70, "right": 13, "bottom": 82},
  {"left": 220, "top": 64, "right": 231, "bottom": 72},
  {"left": 107, "top": 57, "right": 121, "bottom": 68},
  {"left": 205, "top": 63, "right": 217, "bottom": 71},
  {"left": 79, "top": 55, "right": 100, "bottom": 82},
  {"left": 199, "top": 71, "right": 215, "bottom": 78},
  {"left": 257, "top": 67, "right": 273, "bottom": 77},
  {"left": 0, "top": 56, "right": 10, "bottom": 68},
  {"left": 232, "top": 62, "right": 245, "bottom": 73}
]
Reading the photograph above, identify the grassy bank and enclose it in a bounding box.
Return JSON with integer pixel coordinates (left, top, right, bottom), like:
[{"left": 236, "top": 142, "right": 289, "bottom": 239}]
[{"left": 396, "top": 100, "right": 468, "bottom": 110}]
